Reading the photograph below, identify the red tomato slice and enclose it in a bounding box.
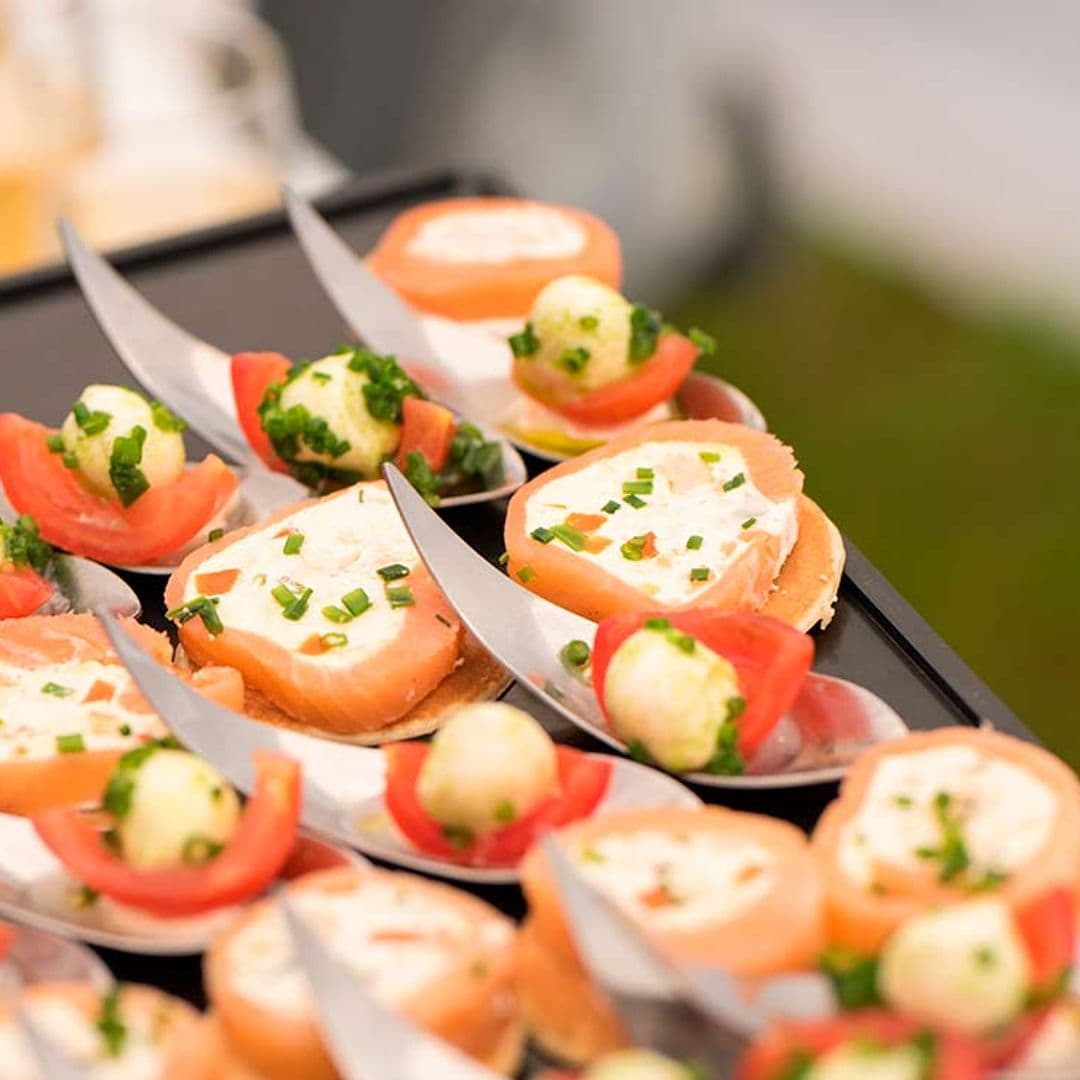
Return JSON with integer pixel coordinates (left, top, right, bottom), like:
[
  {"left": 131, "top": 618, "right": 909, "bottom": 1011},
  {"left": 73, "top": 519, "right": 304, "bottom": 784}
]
[
  {"left": 0, "top": 415, "right": 239, "bottom": 566},
  {"left": 230, "top": 351, "right": 292, "bottom": 473},
  {"left": 0, "top": 566, "right": 53, "bottom": 618},
  {"left": 1015, "top": 887, "right": 1076, "bottom": 993},
  {"left": 384, "top": 743, "right": 611, "bottom": 867},
  {"left": 736, "top": 1011, "right": 985, "bottom": 1080},
  {"left": 32, "top": 752, "right": 300, "bottom": 917},
  {"left": 592, "top": 611, "right": 814, "bottom": 759},
  {"left": 517, "top": 332, "right": 698, "bottom": 427},
  {"left": 395, "top": 396, "right": 456, "bottom": 473}
]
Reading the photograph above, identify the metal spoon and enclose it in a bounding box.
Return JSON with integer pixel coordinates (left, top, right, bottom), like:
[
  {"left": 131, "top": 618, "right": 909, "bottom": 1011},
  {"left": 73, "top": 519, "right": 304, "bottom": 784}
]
[
  {"left": 0, "top": 491, "right": 140, "bottom": 616},
  {"left": 95, "top": 607, "right": 700, "bottom": 886},
  {"left": 0, "top": 811, "right": 358, "bottom": 956},
  {"left": 282, "top": 186, "right": 767, "bottom": 464},
  {"left": 58, "top": 219, "right": 526, "bottom": 516},
  {"left": 384, "top": 463, "right": 908, "bottom": 790}
]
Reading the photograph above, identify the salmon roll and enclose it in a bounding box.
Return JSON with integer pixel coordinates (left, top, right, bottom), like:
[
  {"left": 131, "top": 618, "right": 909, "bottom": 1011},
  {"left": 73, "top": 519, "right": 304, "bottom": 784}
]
[
  {"left": 504, "top": 419, "right": 843, "bottom": 629},
  {"left": 812, "top": 727, "right": 1080, "bottom": 953},
  {"left": 0, "top": 613, "right": 242, "bottom": 814},
  {"left": 204, "top": 865, "right": 522, "bottom": 1079},
  {"left": 367, "top": 197, "right": 622, "bottom": 322},
  {"left": 519, "top": 806, "right": 826, "bottom": 1064},
  {"left": 0, "top": 981, "right": 225, "bottom": 1079},
  {"left": 165, "top": 481, "right": 505, "bottom": 742}
]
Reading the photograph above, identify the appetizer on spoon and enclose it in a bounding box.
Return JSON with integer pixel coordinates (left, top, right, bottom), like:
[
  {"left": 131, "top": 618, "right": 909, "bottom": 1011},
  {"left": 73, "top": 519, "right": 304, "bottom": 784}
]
[
  {"left": 385, "top": 465, "right": 907, "bottom": 789},
  {"left": 283, "top": 189, "right": 765, "bottom": 464},
  {"left": 97, "top": 607, "right": 698, "bottom": 884},
  {"left": 59, "top": 219, "right": 525, "bottom": 512}
]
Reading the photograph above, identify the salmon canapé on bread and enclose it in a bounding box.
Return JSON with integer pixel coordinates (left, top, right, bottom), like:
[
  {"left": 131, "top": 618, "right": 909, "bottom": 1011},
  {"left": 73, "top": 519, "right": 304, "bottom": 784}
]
[{"left": 505, "top": 420, "right": 844, "bottom": 630}]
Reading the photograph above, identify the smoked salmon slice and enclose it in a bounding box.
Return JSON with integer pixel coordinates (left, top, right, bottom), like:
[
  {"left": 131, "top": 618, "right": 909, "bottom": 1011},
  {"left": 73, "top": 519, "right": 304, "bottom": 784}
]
[
  {"left": 367, "top": 197, "right": 622, "bottom": 320},
  {"left": 812, "top": 727, "right": 1080, "bottom": 953},
  {"left": 165, "top": 482, "right": 504, "bottom": 741},
  {"left": 204, "top": 865, "right": 522, "bottom": 1080},
  {"left": 0, "top": 613, "right": 242, "bottom": 814},
  {"left": 505, "top": 419, "right": 842, "bottom": 628},
  {"left": 518, "top": 806, "right": 826, "bottom": 1065}
]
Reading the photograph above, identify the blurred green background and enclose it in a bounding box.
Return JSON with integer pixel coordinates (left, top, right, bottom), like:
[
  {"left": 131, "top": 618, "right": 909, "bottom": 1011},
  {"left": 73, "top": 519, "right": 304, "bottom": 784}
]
[{"left": 673, "top": 234, "right": 1080, "bottom": 767}]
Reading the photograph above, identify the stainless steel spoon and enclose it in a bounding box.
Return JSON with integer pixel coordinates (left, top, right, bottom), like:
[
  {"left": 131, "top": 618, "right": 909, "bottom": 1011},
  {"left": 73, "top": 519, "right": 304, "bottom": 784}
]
[
  {"left": 95, "top": 607, "right": 699, "bottom": 886},
  {"left": 58, "top": 219, "right": 526, "bottom": 518},
  {"left": 384, "top": 463, "right": 909, "bottom": 790},
  {"left": 282, "top": 186, "right": 767, "bottom": 464}
]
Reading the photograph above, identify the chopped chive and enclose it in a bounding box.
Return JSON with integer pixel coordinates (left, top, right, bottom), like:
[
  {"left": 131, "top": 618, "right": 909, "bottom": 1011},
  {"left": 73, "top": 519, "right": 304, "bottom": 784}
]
[
  {"left": 628, "top": 305, "right": 661, "bottom": 363},
  {"left": 165, "top": 595, "right": 223, "bottom": 635},
  {"left": 311, "top": 371, "right": 332, "bottom": 384},
  {"left": 118, "top": 724, "right": 131, "bottom": 737},
  {"left": 283, "top": 587, "right": 312, "bottom": 621},
  {"left": 624, "top": 494, "right": 646, "bottom": 509},
  {"left": 688, "top": 327, "right": 717, "bottom": 358},
  {"left": 341, "top": 588, "right": 371, "bottom": 617},
  {"left": 494, "top": 799, "right": 517, "bottom": 824},
  {"left": 579, "top": 314, "right": 599, "bottom": 330},
  {"left": 723, "top": 472, "right": 746, "bottom": 492},
  {"left": 686, "top": 535, "right": 703, "bottom": 550},
  {"left": 699, "top": 451, "right": 720, "bottom": 463},
  {"left": 644, "top": 617, "right": 671, "bottom": 630},
  {"left": 435, "top": 613, "right": 453, "bottom": 628},
  {"left": 622, "top": 479, "right": 653, "bottom": 496},
  {"left": 376, "top": 563, "right": 410, "bottom": 581},
  {"left": 208, "top": 528, "right": 225, "bottom": 542},
  {"left": 741, "top": 517, "right": 757, "bottom": 530},
  {"left": 549, "top": 523, "right": 587, "bottom": 551},
  {"left": 530, "top": 526, "right": 555, "bottom": 544},
  {"left": 601, "top": 500, "right": 621, "bottom": 514},
  {"left": 321, "top": 632, "right": 348, "bottom": 648},
  {"left": 61, "top": 451, "right": 79, "bottom": 469},
  {"left": 508, "top": 321, "right": 540, "bottom": 358},
  {"left": 516, "top": 566, "right": 537, "bottom": 584},
  {"left": 56, "top": 733, "right": 85, "bottom": 754},
  {"left": 41, "top": 682, "right": 74, "bottom": 697},
  {"left": 669, "top": 631, "right": 696, "bottom": 653},
  {"left": 322, "top": 605, "right": 352, "bottom": 624},
  {"left": 72, "top": 400, "right": 111, "bottom": 436},
  {"left": 561, "top": 640, "right": 591, "bottom": 669},
  {"left": 636, "top": 467, "right": 654, "bottom": 479},
  {"left": 282, "top": 532, "right": 304, "bottom": 555},
  {"left": 150, "top": 401, "right": 187, "bottom": 433},
  {"left": 497, "top": 551, "right": 509, "bottom": 566},
  {"left": 690, "top": 567, "right": 711, "bottom": 582},
  {"left": 620, "top": 535, "right": 648, "bottom": 561},
  {"left": 556, "top": 346, "right": 590, "bottom": 374},
  {"left": 46, "top": 433, "right": 65, "bottom": 453},
  {"left": 387, "top": 585, "right": 415, "bottom": 608},
  {"left": 271, "top": 584, "right": 296, "bottom": 608}
]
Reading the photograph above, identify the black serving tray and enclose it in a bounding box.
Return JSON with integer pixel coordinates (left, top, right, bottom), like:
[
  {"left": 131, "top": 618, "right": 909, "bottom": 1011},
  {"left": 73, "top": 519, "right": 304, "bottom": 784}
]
[{"left": 0, "top": 169, "right": 1032, "bottom": 1010}]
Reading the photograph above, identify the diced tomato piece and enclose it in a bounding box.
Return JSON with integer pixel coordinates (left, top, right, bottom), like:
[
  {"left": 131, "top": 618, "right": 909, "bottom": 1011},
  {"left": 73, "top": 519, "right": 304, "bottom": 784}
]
[
  {"left": 0, "top": 566, "right": 52, "bottom": 618},
  {"left": 1015, "top": 888, "right": 1076, "bottom": 994},
  {"left": 0, "top": 416, "right": 238, "bottom": 567},
  {"left": 230, "top": 352, "right": 292, "bottom": 473},
  {"left": 592, "top": 611, "right": 814, "bottom": 759},
  {"left": 32, "top": 752, "right": 300, "bottom": 917},
  {"left": 195, "top": 569, "right": 240, "bottom": 596},
  {"left": 583, "top": 535, "right": 612, "bottom": 554},
  {"left": 82, "top": 679, "right": 115, "bottom": 704},
  {"left": 518, "top": 332, "right": 698, "bottom": 427},
  {"left": 565, "top": 513, "right": 607, "bottom": 533},
  {"left": 395, "top": 396, "right": 456, "bottom": 473},
  {"left": 384, "top": 743, "right": 611, "bottom": 867}
]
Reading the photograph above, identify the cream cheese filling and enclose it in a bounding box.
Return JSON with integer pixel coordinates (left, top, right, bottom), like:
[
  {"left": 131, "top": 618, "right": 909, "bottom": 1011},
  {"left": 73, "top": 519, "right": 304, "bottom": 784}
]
[{"left": 405, "top": 206, "right": 585, "bottom": 265}]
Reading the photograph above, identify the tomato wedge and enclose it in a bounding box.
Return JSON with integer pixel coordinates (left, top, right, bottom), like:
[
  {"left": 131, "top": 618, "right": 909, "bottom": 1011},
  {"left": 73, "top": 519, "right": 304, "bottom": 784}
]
[
  {"left": 0, "top": 566, "right": 52, "bottom": 618},
  {"left": 32, "top": 752, "right": 300, "bottom": 917},
  {"left": 0, "top": 415, "right": 239, "bottom": 566},
  {"left": 1015, "top": 887, "right": 1076, "bottom": 995},
  {"left": 736, "top": 1011, "right": 985, "bottom": 1080},
  {"left": 516, "top": 332, "right": 698, "bottom": 427},
  {"left": 230, "top": 351, "right": 292, "bottom": 472},
  {"left": 395, "top": 396, "right": 456, "bottom": 473},
  {"left": 592, "top": 611, "right": 814, "bottom": 760},
  {"left": 384, "top": 743, "right": 611, "bottom": 867}
]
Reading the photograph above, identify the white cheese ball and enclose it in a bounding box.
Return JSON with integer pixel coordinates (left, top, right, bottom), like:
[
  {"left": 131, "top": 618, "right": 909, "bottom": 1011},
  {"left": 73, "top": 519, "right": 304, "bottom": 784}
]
[
  {"left": 60, "top": 384, "right": 185, "bottom": 503},
  {"left": 584, "top": 1050, "right": 695, "bottom": 1080},
  {"left": 416, "top": 702, "right": 559, "bottom": 837},
  {"left": 878, "top": 899, "right": 1031, "bottom": 1035},
  {"left": 603, "top": 627, "right": 742, "bottom": 772},
  {"left": 514, "top": 275, "right": 636, "bottom": 404},
  {"left": 116, "top": 749, "right": 241, "bottom": 871},
  {"left": 806, "top": 1044, "right": 926, "bottom": 1080},
  {"left": 277, "top": 353, "right": 401, "bottom": 477}
]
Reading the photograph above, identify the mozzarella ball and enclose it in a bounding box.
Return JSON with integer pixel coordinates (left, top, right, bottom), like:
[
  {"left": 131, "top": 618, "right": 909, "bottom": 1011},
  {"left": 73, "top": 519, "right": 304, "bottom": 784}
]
[
  {"left": 603, "top": 626, "right": 742, "bottom": 772},
  {"left": 513, "top": 275, "right": 636, "bottom": 405},
  {"left": 116, "top": 749, "right": 241, "bottom": 871},
  {"left": 584, "top": 1050, "right": 696, "bottom": 1080},
  {"left": 416, "top": 702, "right": 559, "bottom": 838},
  {"left": 60, "top": 384, "right": 185, "bottom": 503},
  {"left": 878, "top": 900, "right": 1030, "bottom": 1035},
  {"left": 806, "top": 1044, "right": 926, "bottom": 1080},
  {"left": 276, "top": 353, "right": 401, "bottom": 476}
]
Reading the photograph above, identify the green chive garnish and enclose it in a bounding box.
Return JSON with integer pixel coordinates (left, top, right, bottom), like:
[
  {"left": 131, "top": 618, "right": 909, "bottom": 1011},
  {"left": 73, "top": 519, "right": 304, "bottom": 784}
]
[
  {"left": 41, "top": 682, "right": 74, "bottom": 697},
  {"left": 165, "top": 595, "right": 223, "bottom": 635},
  {"left": 624, "top": 494, "right": 646, "bottom": 509},
  {"left": 579, "top": 314, "right": 599, "bottom": 330},
  {"left": 72, "top": 400, "right": 111, "bottom": 436},
  {"left": 699, "top": 451, "right": 720, "bottom": 463},
  {"left": 620, "top": 535, "right": 649, "bottom": 561},
  {"left": 387, "top": 585, "right": 415, "bottom": 608},
  {"left": 556, "top": 346, "right": 590, "bottom": 373},
  {"left": 686, "top": 535, "right": 703, "bottom": 550},
  {"left": 341, "top": 588, "right": 371, "bottom": 617},
  {"left": 61, "top": 451, "right": 79, "bottom": 469},
  {"left": 561, "top": 640, "right": 591, "bottom": 669},
  {"left": 322, "top": 605, "right": 352, "bottom": 624},
  {"left": 272, "top": 583, "right": 312, "bottom": 620},
  {"left": 601, "top": 500, "right": 621, "bottom": 514},
  {"left": 690, "top": 567, "right": 711, "bottom": 582},
  {"left": 741, "top": 517, "right": 757, "bottom": 530},
  {"left": 497, "top": 551, "right": 509, "bottom": 566},
  {"left": 376, "top": 563, "right": 410, "bottom": 581},
  {"left": 723, "top": 472, "right": 746, "bottom": 492},
  {"left": 208, "top": 528, "right": 225, "bottom": 542},
  {"left": 548, "top": 523, "right": 587, "bottom": 551},
  {"left": 516, "top": 566, "right": 537, "bottom": 583},
  {"left": 271, "top": 583, "right": 296, "bottom": 608},
  {"left": 321, "top": 632, "right": 348, "bottom": 648},
  {"left": 46, "top": 433, "right": 64, "bottom": 453},
  {"left": 56, "top": 733, "right": 85, "bottom": 753},
  {"left": 622, "top": 479, "right": 653, "bottom": 496},
  {"left": 283, "top": 532, "right": 304, "bottom": 555},
  {"left": 644, "top": 617, "right": 671, "bottom": 630},
  {"left": 508, "top": 322, "right": 540, "bottom": 358},
  {"left": 530, "top": 526, "right": 555, "bottom": 544},
  {"left": 636, "top": 467, "right": 654, "bottom": 479}
]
